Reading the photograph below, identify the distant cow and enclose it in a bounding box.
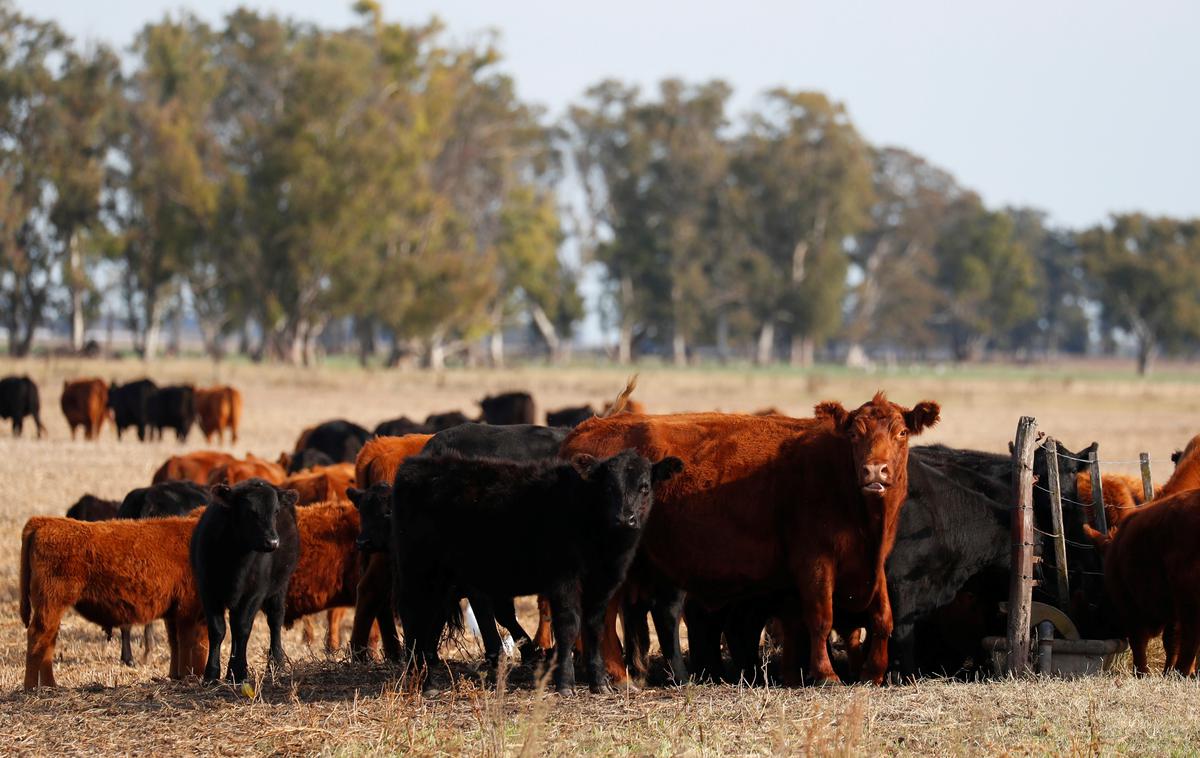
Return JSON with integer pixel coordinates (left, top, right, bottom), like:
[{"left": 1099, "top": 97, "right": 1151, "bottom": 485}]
[
  {"left": 560, "top": 393, "right": 940, "bottom": 686},
  {"left": 373, "top": 416, "right": 429, "bottom": 437},
  {"left": 118, "top": 481, "right": 210, "bottom": 520},
  {"left": 424, "top": 411, "right": 475, "bottom": 431},
  {"left": 282, "top": 448, "right": 337, "bottom": 474},
  {"left": 66, "top": 494, "right": 120, "bottom": 522},
  {"left": 293, "top": 419, "right": 372, "bottom": 464},
  {"left": 195, "top": 385, "right": 242, "bottom": 444},
  {"left": 20, "top": 515, "right": 208, "bottom": 688},
  {"left": 479, "top": 391, "right": 536, "bottom": 426},
  {"left": 546, "top": 405, "right": 595, "bottom": 428},
  {"left": 190, "top": 480, "right": 301, "bottom": 683},
  {"left": 281, "top": 463, "right": 355, "bottom": 505},
  {"left": 206, "top": 454, "right": 287, "bottom": 487},
  {"left": 150, "top": 385, "right": 196, "bottom": 442},
  {"left": 0, "top": 375, "right": 45, "bottom": 437},
  {"left": 61, "top": 378, "right": 107, "bottom": 440},
  {"left": 153, "top": 451, "right": 238, "bottom": 485},
  {"left": 108, "top": 379, "right": 158, "bottom": 441},
  {"left": 391, "top": 451, "right": 681, "bottom": 694}
]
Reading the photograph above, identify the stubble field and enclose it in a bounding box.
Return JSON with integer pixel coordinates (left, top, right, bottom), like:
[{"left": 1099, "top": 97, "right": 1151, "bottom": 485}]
[{"left": 1, "top": 357, "right": 1199, "bottom": 756}]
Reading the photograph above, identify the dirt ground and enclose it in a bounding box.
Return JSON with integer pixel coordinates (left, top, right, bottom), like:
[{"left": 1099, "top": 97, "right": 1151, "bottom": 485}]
[{"left": 1, "top": 357, "right": 1199, "bottom": 755}]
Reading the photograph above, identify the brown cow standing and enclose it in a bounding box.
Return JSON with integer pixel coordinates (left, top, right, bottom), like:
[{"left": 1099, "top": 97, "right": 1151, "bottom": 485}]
[
  {"left": 206, "top": 454, "right": 287, "bottom": 486},
  {"left": 1085, "top": 489, "right": 1200, "bottom": 675},
  {"left": 152, "top": 451, "right": 238, "bottom": 485},
  {"left": 286, "top": 501, "right": 365, "bottom": 652},
  {"left": 20, "top": 515, "right": 208, "bottom": 688},
  {"left": 60, "top": 378, "right": 107, "bottom": 440},
  {"left": 559, "top": 392, "right": 939, "bottom": 685},
  {"left": 349, "top": 433, "right": 432, "bottom": 660},
  {"left": 281, "top": 463, "right": 356, "bottom": 505},
  {"left": 1077, "top": 473, "right": 1156, "bottom": 529},
  {"left": 195, "top": 386, "right": 242, "bottom": 444}
]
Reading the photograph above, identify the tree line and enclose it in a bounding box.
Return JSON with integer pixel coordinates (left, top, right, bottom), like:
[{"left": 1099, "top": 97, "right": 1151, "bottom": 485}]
[{"left": 1, "top": 2, "right": 1197, "bottom": 374}]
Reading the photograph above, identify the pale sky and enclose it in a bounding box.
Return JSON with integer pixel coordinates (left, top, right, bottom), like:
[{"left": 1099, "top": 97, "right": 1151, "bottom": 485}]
[{"left": 26, "top": 0, "right": 1199, "bottom": 230}]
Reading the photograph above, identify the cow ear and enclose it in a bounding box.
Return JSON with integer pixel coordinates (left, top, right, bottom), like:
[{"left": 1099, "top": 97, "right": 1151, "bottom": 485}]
[
  {"left": 903, "top": 401, "right": 940, "bottom": 435},
  {"left": 1172, "top": 450, "right": 1182, "bottom": 466},
  {"left": 1081, "top": 523, "right": 1111, "bottom": 552},
  {"left": 346, "top": 487, "right": 364, "bottom": 508},
  {"left": 814, "top": 401, "right": 849, "bottom": 431},
  {"left": 211, "top": 483, "right": 233, "bottom": 508},
  {"left": 651, "top": 456, "right": 684, "bottom": 484},
  {"left": 570, "top": 453, "right": 599, "bottom": 479},
  {"left": 279, "top": 489, "right": 300, "bottom": 509},
  {"left": 1070, "top": 442, "right": 1099, "bottom": 473}
]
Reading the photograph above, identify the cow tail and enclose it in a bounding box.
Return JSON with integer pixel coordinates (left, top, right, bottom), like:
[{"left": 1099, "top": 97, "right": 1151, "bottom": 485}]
[
  {"left": 19, "top": 523, "right": 35, "bottom": 627},
  {"left": 599, "top": 374, "right": 639, "bottom": 418}
]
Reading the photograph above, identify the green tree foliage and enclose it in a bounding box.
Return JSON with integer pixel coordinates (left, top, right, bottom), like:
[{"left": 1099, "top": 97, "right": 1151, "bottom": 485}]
[{"left": 1081, "top": 214, "right": 1200, "bottom": 375}]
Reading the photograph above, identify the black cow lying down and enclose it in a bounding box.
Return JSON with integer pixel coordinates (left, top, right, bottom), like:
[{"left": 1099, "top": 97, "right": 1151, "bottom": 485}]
[{"left": 391, "top": 451, "right": 682, "bottom": 694}]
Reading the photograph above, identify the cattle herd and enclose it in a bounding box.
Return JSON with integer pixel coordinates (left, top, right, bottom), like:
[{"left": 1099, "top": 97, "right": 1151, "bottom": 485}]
[{"left": 7, "top": 371, "right": 1200, "bottom": 697}]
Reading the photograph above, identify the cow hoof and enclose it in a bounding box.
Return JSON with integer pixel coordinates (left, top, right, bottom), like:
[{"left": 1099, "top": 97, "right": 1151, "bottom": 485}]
[
  {"left": 813, "top": 676, "right": 843, "bottom": 687},
  {"left": 555, "top": 685, "right": 576, "bottom": 696},
  {"left": 589, "top": 682, "right": 614, "bottom": 695}
]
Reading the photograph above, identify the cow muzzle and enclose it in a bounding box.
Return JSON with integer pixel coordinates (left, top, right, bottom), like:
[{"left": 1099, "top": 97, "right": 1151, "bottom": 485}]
[
  {"left": 861, "top": 463, "right": 891, "bottom": 495},
  {"left": 259, "top": 536, "right": 280, "bottom": 552}
]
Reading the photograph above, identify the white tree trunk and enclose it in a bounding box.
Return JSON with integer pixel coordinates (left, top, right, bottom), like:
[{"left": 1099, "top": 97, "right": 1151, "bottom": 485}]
[
  {"left": 68, "top": 232, "right": 84, "bottom": 351},
  {"left": 529, "top": 303, "right": 561, "bottom": 362},
  {"left": 489, "top": 329, "right": 504, "bottom": 368},
  {"left": 756, "top": 320, "right": 775, "bottom": 365}
]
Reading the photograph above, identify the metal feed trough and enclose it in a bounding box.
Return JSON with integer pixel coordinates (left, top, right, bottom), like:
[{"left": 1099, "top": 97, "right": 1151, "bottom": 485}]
[{"left": 992, "top": 416, "right": 1129, "bottom": 677}]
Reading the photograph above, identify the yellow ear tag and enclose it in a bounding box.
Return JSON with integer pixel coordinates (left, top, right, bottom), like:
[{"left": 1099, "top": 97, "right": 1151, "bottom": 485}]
[{"left": 241, "top": 682, "right": 256, "bottom": 699}]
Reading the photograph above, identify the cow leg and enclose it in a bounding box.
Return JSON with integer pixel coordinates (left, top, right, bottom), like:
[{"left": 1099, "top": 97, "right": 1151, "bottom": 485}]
[
  {"left": 491, "top": 597, "right": 538, "bottom": 664},
  {"left": 164, "top": 617, "right": 181, "bottom": 678},
  {"left": 891, "top": 622, "right": 918, "bottom": 681},
  {"left": 796, "top": 562, "right": 840, "bottom": 685},
  {"left": 120, "top": 625, "right": 135, "bottom": 667},
  {"left": 13, "top": 417, "right": 21, "bottom": 437},
  {"left": 326, "top": 608, "right": 346, "bottom": 652},
  {"left": 599, "top": 594, "right": 628, "bottom": 686},
  {"left": 684, "top": 598, "right": 725, "bottom": 682},
  {"left": 375, "top": 604, "right": 402, "bottom": 662},
  {"left": 203, "top": 611, "right": 228, "bottom": 683},
  {"left": 1163, "top": 621, "right": 1178, "bottom": 674},
  {"left": 24, "top": 605, "right": 64, "bottom": 689},
  {"left": 547, "top": 584, "right": 582, "bottom": 694},
  {"left": 650, "top": 588, "right": 687, "bottom": 684},
  {"left": 621, "top": 592, "right": 652, "bottom": 682},
  {"left": 534, "top": 595, "right": 554, "bottom": 651},
  {"left": 726, "top": 604, "right": 770, "bottom": 685},
  {"left": 466, "top": 593, "right": 504, "bottom": 670},
  {"left": 351, "top": 554, "right": 389, "bottom": 661},
  {"left": 263, "top": 592, "right": 287, "bottom": 673},
  {"left": 179, "top": 619, "right": 209, "bottom": 679},
  {"left": 1130, "top": 628, "right": 1152, "bottom": 675},
  {"left": 227, "top": 601, "right": 259, "bottom": 683}
]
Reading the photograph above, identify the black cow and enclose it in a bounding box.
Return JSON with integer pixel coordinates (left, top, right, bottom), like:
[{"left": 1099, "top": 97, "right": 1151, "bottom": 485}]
[
  {"left": 392, "top": 451, "right": 683, "bottom": 694},
  {"left": 150, "top": 385, "right": 196, "bottom": 442},
  {"left": 424, "top": 411, "right": 475, "bottom": 431},
  {"left": 373, "top": 416, "right": 430, "bottom": 438},
  {"left": 286, "top": 448, "right": 336, "bottom": 474},
  {"left": 66, "top": 494, "right": 120, "bottom": 522},
  {"left": 118, "top": 481, "right": 209, "bottom": 520},
  {"left": 108, "top": 379, "right": 158, "bottom": 441},
  {"left": 297, "top": 419, "right": 371, "bottom": 464},
  {"left": 546, "top": 405, "right": 595, "bottom": 428},
  {"left": 479, "top": 391, "right": 536, "bottom": 426},
  {"left": 190, "top": 479, "right": 301, "bottom": 683},
  {"left": 421, "top": 423, "right": 569, "bottom": 462},
  {"left": 0, "top": 375, "right": 45, "bottom": 438}
]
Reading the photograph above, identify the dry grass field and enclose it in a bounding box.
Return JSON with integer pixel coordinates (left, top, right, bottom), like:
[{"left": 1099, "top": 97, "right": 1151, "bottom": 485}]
[{"left": 2, "top": 357, "right": 1200, "bottom": 755}]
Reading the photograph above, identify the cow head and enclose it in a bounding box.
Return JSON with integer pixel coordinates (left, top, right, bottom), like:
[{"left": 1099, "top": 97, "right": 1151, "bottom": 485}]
[
  {"left": 571, "top": 449, "right": 684, "bottom": 531},
  {"left": 815, "top": 391, "right": 940, "bottom": 498},
  {"left": 211, "top": 478, "right": 298, "bottom": 552},
  {"left": 348, "top": 483, "right": 393, "bottom": 553}
]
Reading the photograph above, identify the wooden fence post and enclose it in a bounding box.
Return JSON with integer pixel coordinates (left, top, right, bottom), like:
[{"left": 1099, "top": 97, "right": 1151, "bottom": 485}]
[
  {"left": 1043, "top": 437, "right": 1070, "bottom": 609},
  {"left": 1140, "top": 452, "right": 1154, "bottom": 503},
  {"left": 1088, "top": 450, "right": 1109, "bottom": 534},
  {"left": 1008, "top": 416, "right": 1038, "bottom": 676}
]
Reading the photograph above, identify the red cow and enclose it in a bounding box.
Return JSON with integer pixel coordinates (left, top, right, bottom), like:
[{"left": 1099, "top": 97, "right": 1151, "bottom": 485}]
[
  {"left": 206, "top": 454, "right": 287, "bottom": 486},
  {"left": 152, "top": 451, "right": 238, "bottom": 485},
  {"left": 559, "top": 392, "right": 939, "bottom": 685},
  {"left": 1085, "top": 489, "right": 1200, "bottom": 675},
  {"left": 1077, "top": 473, "right": 1156, "bottom": 529},
  {"left": 1161, "top": 434, "right": 1200, "bottom": 497},
  {"left": 60, "top": 378, "right": 107, "bottom": 440},
  {"left": 281, "top": 463, "right": 356, "bottom": 505},
  {"left": 354, "top": 434, "right": 433, "bottom": 487},
  {"left": 21, "top": 514, "right": 208, "bottom": 688},
  {"left": 195, "top": 385, "right": 242, "bottom": 444},
  {"left": 286, "top": 501, "right": 364, "bottom": 652}
]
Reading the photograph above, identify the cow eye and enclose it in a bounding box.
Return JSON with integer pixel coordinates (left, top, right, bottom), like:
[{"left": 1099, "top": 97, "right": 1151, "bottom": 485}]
[{"left": 897, "top": 429, "right": 908, "bottom": 439}]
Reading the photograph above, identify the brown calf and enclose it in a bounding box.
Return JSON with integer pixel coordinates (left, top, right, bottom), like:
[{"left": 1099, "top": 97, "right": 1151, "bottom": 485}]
[
  {"left": 286, "top": 501, "right": 371, "bottom": 652},
  {"left": 1077, "top": 473, "right": 1157, "bottom": 529},
  {"left": 60, "top": 378, "right": 107, "bottom": 440},
  {"left": 282, "top": 463, "right": 356, "bottom": 505},
  {"left": 152, "top": 451, "right": 237, "bottom": 485},
  {"left": 206, "top": 454, "right": 287, "bottom": 486},
  {"left": 20, "top": 515, "right": 207, "bottom": 688},
  {"left": 195, "top": 385, "right": 242, "bottom": 444}
]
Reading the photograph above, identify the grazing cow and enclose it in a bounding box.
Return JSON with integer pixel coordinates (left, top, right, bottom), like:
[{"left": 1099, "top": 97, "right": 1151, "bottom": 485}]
[
  {"left": 108, "top": 379, "right": 158, "bottom": 441},
  {"left": 293, "top": 419, "right": 372, "bottom": 464},
  {"left": 0, "top": 375, "right": 46, "bottom": 437},
  {"left": 66, "top": 494, "right": 120, "bottom": 521},
  {"left": 1084, "top": 489, "right": 1200, "bottom": 675},
  {"left": 546, "top": 405, "right": 595, "bottom": 428},
  {"left": 153, "top": 451, "right": 238, "bottom": 485},
  {"left": 20, "top": 515, "right": 208, "bottom": 688},
  {"left": 373, "top": 416, "right": 429, "bottom": 437},
  {"left": 61, "top": 378, "right": 108, "bottom": 440},
  {"left": 479, "top": 391, "right": 536, "bottom": 426},
  {"left": 424, "top": 411, "right": 475, "bottom": 431},
  {"left": 206, "top": 454, "right": 287, "bottom": 486},
  {"left": 285, "top": 501, "right": 365, "bottom": 653},
  {"left": 280, "top": 463, "right": 355, "bottom": 505},
  {"left": 119, "top": 481, "right": 210, "bottom": 520},
  {"left": 150, "top": 385, "right": 196, "bottom": 442},
  {"left": 560, "top": 393, "right": 939, "bottom": 686},
  {"left": 195, "top": 386, "right": 242, "bottom": 444},
  {"left": 190, "top": 480, "right": 301, "bottom": 683},
  {"left": 392, "top": 451, "right": 682, "bottom": 694}
]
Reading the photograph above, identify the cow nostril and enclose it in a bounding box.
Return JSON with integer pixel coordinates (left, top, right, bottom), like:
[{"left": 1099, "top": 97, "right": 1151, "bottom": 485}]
[{"left": 879, "top": 464, "right": 889, "bottom": 478}]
